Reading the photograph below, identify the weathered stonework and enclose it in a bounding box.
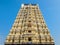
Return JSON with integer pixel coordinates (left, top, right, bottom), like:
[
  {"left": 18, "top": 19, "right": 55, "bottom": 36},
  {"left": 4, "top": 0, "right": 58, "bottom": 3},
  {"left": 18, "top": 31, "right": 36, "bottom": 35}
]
[{"left": 5, "top": 4, "right": 55, "bottom": 45}]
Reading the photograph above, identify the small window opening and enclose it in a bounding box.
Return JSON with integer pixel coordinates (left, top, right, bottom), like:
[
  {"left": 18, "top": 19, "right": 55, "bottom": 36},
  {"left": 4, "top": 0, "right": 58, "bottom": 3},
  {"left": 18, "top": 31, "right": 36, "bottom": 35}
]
[
  {"left": 28, "top": 37, "right": 32, "bottom": 41},
  {"left": 28, "top": 30, "right": 31, "bottom": 33}
]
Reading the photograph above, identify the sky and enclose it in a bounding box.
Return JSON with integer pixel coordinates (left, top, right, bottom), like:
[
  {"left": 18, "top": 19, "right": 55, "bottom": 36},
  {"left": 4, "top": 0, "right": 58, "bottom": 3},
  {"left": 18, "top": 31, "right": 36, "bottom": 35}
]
[{"left": 0, "top": 0, "right": 60, "bottom": 45}]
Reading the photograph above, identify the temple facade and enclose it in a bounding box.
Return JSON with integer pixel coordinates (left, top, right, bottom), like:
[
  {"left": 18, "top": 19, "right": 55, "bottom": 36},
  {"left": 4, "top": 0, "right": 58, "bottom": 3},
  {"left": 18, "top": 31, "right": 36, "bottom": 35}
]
[{"left": 5, "top": 4, "right": 54, "bottom": 45}]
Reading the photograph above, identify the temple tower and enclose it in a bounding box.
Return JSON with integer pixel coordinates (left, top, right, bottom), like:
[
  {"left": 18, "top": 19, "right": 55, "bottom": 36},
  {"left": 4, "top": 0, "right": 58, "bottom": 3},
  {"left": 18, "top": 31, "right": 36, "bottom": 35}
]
[{"left": 5, "top": 4, "right": 54, "bottom": 45}]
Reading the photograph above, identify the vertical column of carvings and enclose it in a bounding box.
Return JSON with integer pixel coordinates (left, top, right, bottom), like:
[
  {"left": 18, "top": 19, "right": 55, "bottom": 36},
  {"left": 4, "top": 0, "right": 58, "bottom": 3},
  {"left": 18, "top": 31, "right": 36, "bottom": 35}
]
[
  {"left": 39, "top": 14, "right": 46, "bottom": 44},
  {"left": 22, "top": 6, "right": 28, "bottom": 43},
  {"left": 26, "top": 6, "right": 34, "bottom": 43},
  {"left": 37, "top": 7, "right": 46, "bottom": 44},
  {"left": 26, "top": 6, "right": 32, "bottom": 43},
  {"left": 35, "top": 6, "right": 47, "bottom": 44},
  {"left": 35, "top": 7, "right": 40, "bottom": 44},
  {"left": 20, "top": 7, "right": 25, "bottom": 43},
  {"left": 19, "top": 8, "right": 23, "bottom": 43},
  {"left": 13, "top": 13, "right": 20, "bottom": 44},
  {"left": 27, "top": 6, "right": 31, "bottom": 43},
  {"left": 34, "top": 6, "right": 40, "bottom": 43},
  {"left": 29, "top": 6, "right": 35, "bottom": 43},
  {"left": 13, "top": 10, "right": 23, "bottom": 44}
]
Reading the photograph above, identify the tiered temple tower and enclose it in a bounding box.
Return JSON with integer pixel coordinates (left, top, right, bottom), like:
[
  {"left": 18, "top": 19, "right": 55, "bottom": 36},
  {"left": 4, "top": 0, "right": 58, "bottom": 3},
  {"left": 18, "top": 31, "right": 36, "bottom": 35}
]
[{"left": 5, "top": 4, "right": 54, "bottom": 45}]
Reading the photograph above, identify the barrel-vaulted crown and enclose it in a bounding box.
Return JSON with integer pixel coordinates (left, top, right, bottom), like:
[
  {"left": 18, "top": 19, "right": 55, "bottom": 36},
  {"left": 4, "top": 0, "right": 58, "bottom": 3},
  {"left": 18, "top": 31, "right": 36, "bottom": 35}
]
[
  {"left": 21, "top": 4, "right": 39, "bottom": 8},
  {"left": 23, "top": 4, "right": 37, "bottom": 6}
]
